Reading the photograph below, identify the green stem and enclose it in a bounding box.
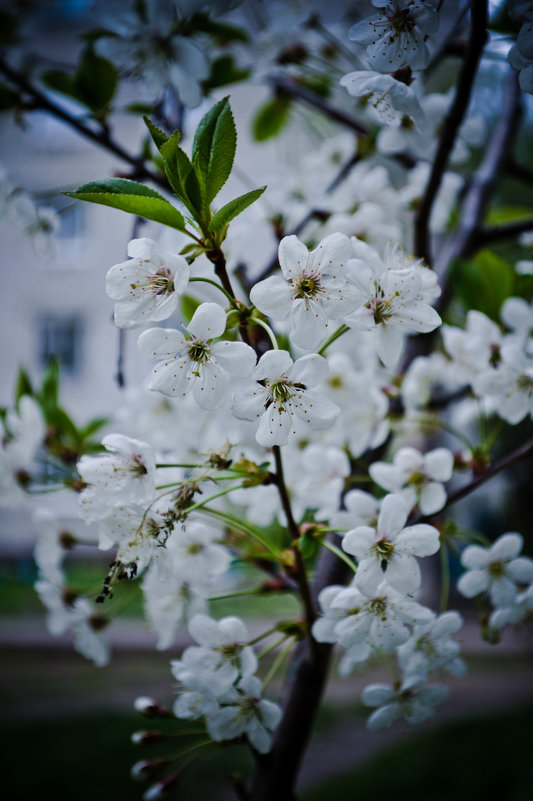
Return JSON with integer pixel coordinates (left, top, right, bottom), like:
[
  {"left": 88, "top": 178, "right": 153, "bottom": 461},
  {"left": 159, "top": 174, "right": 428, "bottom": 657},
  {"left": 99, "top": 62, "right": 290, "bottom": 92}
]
[
  {"left": 208, "top": 588, "right": 261, "bottom": 602},
  {"left": 409, "top": 415, "right": 474, "bottom": 451},
  {"left": 248, "top": 624, "right": 285, "bottom": 647},
  {"left": 257, "top": 634, "right": 288, "bottom": 660},
  {"left": 262, "top": 637, "right": 295, "bottom": 690},
  {"left": 250, "top": 317, "right": 279, "bottom": 349},
  {"left": 372, "top": 645, "right": 400, "bottom": 687},
  {"left": 317, "top": 324, "right": 349, "bottom": 355},
  {"left": 198, "top": 507, "right": 284, "bottom": 558},
  {"left": 320, "top": 539, "right": 357, "bottom": 573},
  {"left": 189, "top": 276, "right": 236, "bottom": 306},
  {"left": 185, "top": 484, "right": 244, "bottom": 514}
]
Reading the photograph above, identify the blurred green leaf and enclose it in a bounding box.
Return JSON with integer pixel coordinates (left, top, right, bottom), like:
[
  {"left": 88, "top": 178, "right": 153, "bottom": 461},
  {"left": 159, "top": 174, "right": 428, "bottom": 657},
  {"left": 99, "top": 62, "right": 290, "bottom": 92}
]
[
  {"left": 450, "top": 249, "right": 514, "bottom": 319},
  {"left": 486, "top": 206, "right": 533, "bottom": 225},
  {"left": 14, "top": 367, "right": 33, "bottom": 406},
  {"left": 252, "top": 96, "right": 292, "bottom": 142},
  {"left": 191, "top": 13, "right": 249, "bottom": 43},
  {"left": 43, "top": 45, "right": 117, "bottom": 113},
  {"left": 203, "top": 55, "right": 250, "bottom": 92},
  {"left": 40, "top": 357, "right": 60, "bottom": 410},
  {"left": 180, "top": 294, "right": 202, "bottom": 325},
  {"left": 65, "top": 178, "right": 186, "bottom": 230}
]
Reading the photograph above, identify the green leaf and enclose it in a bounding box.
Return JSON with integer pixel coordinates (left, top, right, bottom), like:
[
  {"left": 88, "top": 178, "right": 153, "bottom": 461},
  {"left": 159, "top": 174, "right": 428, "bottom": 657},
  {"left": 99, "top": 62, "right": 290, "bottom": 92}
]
[
  {"left": 450, "top": 249, "right": 515, "bottom": 320},
  {"left": 192, "top": 97, "right": 236, "bottom": 205},
  {"left": 64, "top": 178, "right": 186, "bottom": 230},
  {"left": 485, "top": 206, "right": 533, "bottom": 225},
  {"left": 209, "top": 187, "right": 266, "bottom": 234},
  {"left": 75, "top": 46, "right": 117, "bottom": 112},
  {"left": 191, "top": 13, "right": 249, "bottom": 43},
  {"left": 40, "top": 357, "right": 60, "bottom": 409},
  {"left": 252, "top": 96, "right": 292, "bottom": 142},
  {"left": 203, "top": 55, "right": 251, "bottom": 92},
  {"left": 15, "top": 367, "right": 33, "bottom": 406},
  {"left": 126, "top": 102, "right": 155, "bottom": 115},
  {"left": 80, "top": 416, "right": 109, "bottom": 440},
  {"left": 43, "top": 46, "right": 117, "bottom": 112},
  {"left": 143, "top": 116, "right": 170, "bottom": 149}
]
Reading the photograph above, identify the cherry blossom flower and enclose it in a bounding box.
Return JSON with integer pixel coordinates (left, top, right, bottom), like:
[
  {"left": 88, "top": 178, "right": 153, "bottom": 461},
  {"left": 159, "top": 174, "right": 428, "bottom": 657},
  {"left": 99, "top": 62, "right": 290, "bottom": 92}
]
[
  {"left": 397, "top": 611, "right": 467, "bottom": 681},
  {"left": 313, "top": 580, "right": 434, "bottom": 654},
  {"left": 231, "top": 350, "right": 340, "bottom": 446},
  {"left": 250, "top": 233, "right": 359, "bottom": 350},
  {"left": 343, "top": 240, "right": 441, "bottom": 366},
  {"left": 77, "top": 434, "right": 156, "bottom": 522},
  {"left": 106, "top": 238, "right": 190, "bottom": 329},
  {"left": 457, "top": 533, "right": 533, "bottom": 608},
  {"left": 349, "top": 0, "right": 440, "bottom": 73},
  {"left": 473, "top": 343, "right": 533, "bottom": 424},
  {"left": 369, "top": 446, "right": 454, "bottom": 515},
  {"left": 0, "top": 395, "right": 45, "bottom": 508},
  {"left": 143, "top": 564, "right": 208, "bottom": 650},
  {"left": 340, "top": 70, "right": 424, "bottom": 127},
  {"left": 342, "top": 493, "right": 440, "bottom": 595},
  {"left": 165, "top": 521, "right": 231, "bottom": 583},
  {"left": 35, "top": 579, "right": 109, "bottom": 667},
  {"left": 362, "top": 676, "right": 449, "bottom": 730},
  {"left": 138, "top": 303, "right": 257, "bottom": 410},
  {"left": 206, "top": 676, "right": 282, "bottom": 753}
]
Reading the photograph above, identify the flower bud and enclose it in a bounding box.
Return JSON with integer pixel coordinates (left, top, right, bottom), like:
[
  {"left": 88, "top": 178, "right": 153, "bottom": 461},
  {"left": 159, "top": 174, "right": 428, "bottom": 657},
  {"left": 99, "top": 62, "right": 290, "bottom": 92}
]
[
  {"left": 131, "top": 730, "right": 165, "bottom": 746},
  {"left": 134, "top": 697, "right": 172, "bottom": 718},
  {"left": 131, "top": 759, "right": 165, "bottom": 783},
  {"left": 143, "top": 776, "right": 177, "bottom": 800}
]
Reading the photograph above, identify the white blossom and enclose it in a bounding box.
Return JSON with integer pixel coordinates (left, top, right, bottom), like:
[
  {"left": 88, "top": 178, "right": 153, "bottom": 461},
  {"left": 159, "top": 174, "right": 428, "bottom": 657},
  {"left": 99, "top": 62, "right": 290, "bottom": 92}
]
[
  {"left": 397, "top": 611, "right": 467, "bottom": 681},
  {"left": 138, "top": 303, "right": 257, "bottom": 410},
  {"left": 362, "top": 676, "right": 449, "bottom": 730},
  {"left": 369, "top": 446, "right": 454, "bottom": 515},
  {"left": 232, "top": 350, "right": 339, "bottom": 446},
  {"left": 250, "top": 233, "right": 359, "bottom": 350},
  {"left": 457, "top": 532, "right": 533, "bottom": 608},
  {"left": 106, "top": 238, "right": 190, "bottom": 329},
  {"left": 342, "top": 493, "right": 440, "bottom": 595},
  {"left": 206, "top": 676, "right": 282, "bottom": 753},
  {"left": 343, "top": 241, "right": 441, "bottom": 366},
  {"left": 77, "top": 434, "right": 156, "bottom": 522},
  {"left": 349, "top": 0, "right": 440, "bottom": 73}
]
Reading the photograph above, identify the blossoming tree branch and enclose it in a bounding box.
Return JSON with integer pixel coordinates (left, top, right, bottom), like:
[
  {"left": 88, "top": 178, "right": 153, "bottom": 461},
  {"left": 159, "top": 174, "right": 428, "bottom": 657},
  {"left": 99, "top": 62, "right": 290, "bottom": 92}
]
[{"left": 2, "top": 1, "right": 533, "bottom": 800}]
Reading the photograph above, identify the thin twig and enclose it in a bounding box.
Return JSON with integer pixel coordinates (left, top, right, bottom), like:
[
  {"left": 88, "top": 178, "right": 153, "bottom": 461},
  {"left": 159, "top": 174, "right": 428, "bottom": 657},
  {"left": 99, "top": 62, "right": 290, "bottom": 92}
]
[
  {"left": 0, "top": 56, "right": 168, "bottom": 192},
  {"left": 414, "top": 0, "right": 488, "bottom": 263},
  {"left": 416, "top": 435, "right": 533, "bottom": 523},
  {"left": 267, "top": 75, "right": 416, "bottom": 169},
  {"left": 476, "top": 215, "right": 533, "bottom": 247}
]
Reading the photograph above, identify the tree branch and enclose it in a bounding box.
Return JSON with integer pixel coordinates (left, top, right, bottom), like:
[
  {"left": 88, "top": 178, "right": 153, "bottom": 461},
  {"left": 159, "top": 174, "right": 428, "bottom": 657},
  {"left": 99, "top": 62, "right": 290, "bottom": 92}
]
[
  {"left": 416, "top": 435, "right": 533, "bottom": 524},
  {"left": 400, "top": 67, "right": 521, "bottom": 373},
  {"left": 0, "top": 56, "right": 169, "bottom": 192},
  {"left": 414, "top": 0, "right": 488, "bottom": 263},
  {"left": 475, "top": 215, "right": 533, "bottom": 247},
  {"left": 267, "top": 75, "right": 416, "bottom": 169}
]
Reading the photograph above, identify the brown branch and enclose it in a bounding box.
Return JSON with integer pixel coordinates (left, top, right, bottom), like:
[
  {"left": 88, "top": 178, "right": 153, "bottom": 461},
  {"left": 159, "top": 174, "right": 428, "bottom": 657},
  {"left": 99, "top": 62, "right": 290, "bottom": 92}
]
[
  {"left": 416, "top": 435, "right": 533, "bottom": 524},
  {"left": 400, "top": 67, "right": 522, "bottom": 373},
  {"left": 252, "top": 151, "right": 360, "bottom": 286},
  {"left": 0, "top": 56, "right": 169, "bottom": 193},
  {"left": 434, "top": 67, "right": 522, "bottom": 303},
  {"left": 476, "top": 215, "right": 533, "bottom": 248},
  {"left": 414, "top": 0, "right": 488, "bottom": 263},
  {"left": 272, "top": 445, "right": 316, "bottom": 639},
  {"left": 268, "top": 75, "right": 416, "bottom": 169}
]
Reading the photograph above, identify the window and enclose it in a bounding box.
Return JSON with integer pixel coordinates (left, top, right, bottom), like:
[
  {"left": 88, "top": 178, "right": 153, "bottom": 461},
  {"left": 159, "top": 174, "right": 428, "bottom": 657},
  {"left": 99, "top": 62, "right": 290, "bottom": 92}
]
[{"left": 38, "top": 315, "right": 83, "bottom": 374}]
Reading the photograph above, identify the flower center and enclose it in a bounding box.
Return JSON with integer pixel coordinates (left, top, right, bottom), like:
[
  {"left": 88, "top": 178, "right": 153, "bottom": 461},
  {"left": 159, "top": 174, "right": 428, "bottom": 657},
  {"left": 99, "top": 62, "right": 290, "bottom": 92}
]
[
  {"left": 186, "top": 543, "right": 203, "bottom": 556},
  {"left": 149, "top": 267, "right": 175, "bottom": 296},
  {"left": 266, "top": 378, "right": 300, "bottom": 409},
  {"left": 130, "top": 454, "right": 148, "bottom": 476},
  {"left": 293, "top": 271, "right": 322, "bottom": 300},
  {"left": 388, "top": 8, "right": 415, "bottom": 34},
  {"left": 368, "top": 597, "right": 387, "bottom": 617},
  {"left": 488, "top": 560, "right": 505, "bottom": 579},
  {"left": 187, "top": 340, "right": 210, "bottom": 364}
]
